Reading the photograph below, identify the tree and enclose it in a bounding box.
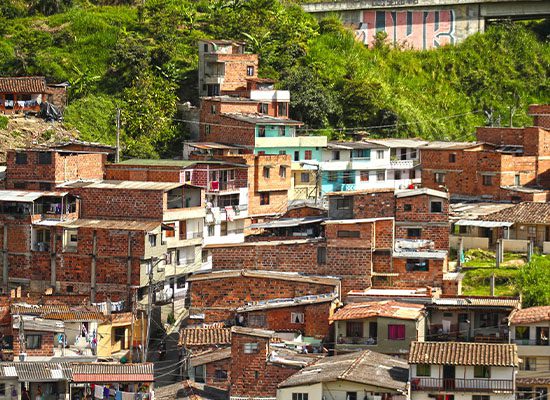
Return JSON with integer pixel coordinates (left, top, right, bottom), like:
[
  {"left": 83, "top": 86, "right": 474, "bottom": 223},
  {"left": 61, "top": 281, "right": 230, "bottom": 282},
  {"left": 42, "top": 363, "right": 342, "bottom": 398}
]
[{"left": 517, "top": 255, "right": 550, "bottom": 307}]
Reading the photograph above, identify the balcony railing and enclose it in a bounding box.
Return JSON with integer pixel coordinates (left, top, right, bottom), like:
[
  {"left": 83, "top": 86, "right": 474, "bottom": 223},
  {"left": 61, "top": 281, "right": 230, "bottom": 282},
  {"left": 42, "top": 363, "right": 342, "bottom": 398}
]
[
  {"left": 410, "top": 378, "right": 514, "bottom": 393},
  {"left": 337, "top": 336, "right": 377, "bottom": 345},
  {"left": 209, "top": 181, "right": 237, "bottom": 192},
  {"left": 514, "top": 339, "right": 549, "bottom": 346},
  {"left": 341, "top": 183, "right": 356, "bottom": 191}
]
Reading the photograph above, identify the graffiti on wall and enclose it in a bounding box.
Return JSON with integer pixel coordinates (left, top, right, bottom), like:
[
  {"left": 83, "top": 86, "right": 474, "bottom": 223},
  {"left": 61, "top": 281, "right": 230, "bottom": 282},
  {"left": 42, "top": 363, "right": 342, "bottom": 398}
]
[{"left": 355, "top": 10, "right": 455, "bottom": 50}]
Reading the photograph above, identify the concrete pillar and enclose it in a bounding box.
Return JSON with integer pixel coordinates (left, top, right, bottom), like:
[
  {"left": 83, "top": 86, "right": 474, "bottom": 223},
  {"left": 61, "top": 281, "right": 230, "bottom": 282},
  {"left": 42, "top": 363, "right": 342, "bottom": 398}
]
[{"left": 50, "top": 229, "right": 56, "bottom": 289}]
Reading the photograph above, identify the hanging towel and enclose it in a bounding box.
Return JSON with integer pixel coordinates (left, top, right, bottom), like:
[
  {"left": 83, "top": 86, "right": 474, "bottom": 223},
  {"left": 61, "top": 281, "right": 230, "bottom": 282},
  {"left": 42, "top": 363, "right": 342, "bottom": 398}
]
[
  {"left": 103, "top": 387, "right": 110, "bottom": 399},
  {"left": 115, "top": 392, "right": 122, "bottom": 400},
  {"left": 94, "top": 385, "right": 104, "bottom": 399}
]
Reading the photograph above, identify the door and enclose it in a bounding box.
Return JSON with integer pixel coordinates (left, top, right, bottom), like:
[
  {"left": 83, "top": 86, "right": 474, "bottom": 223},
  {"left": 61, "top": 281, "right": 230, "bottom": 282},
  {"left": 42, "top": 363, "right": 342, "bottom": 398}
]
[{"left": 443, "top": 365, "right": 455, "bottom": 390}]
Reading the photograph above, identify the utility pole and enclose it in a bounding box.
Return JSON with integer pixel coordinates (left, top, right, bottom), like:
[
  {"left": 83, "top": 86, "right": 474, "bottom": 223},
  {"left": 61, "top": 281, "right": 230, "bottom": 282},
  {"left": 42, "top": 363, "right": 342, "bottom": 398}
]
[
  {"left": 145, "top": 259, "right": 153, "bottom": 362},
  {"left": 18, "top": 313, "right": 26, "bottom": 361},
  {"left": 115, "top": 108, "right": 121, "bottom": 163}
]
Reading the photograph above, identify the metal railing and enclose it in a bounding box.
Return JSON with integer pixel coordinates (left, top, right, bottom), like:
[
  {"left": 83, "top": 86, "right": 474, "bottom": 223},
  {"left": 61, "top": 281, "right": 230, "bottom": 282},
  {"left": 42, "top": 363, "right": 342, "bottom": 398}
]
[
  {"left": 410, "top": 378, "right": 514, "bottom": 392},
  {"left": 514, "top": 339, "right": 549, "bottom": 346},
  {"left": 337, "top": 337, "right": 377, "bottom": 345}
]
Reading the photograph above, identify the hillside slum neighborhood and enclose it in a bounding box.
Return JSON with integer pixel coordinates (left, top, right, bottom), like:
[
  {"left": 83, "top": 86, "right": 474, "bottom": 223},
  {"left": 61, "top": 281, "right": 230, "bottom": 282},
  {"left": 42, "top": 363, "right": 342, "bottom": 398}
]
[{"left": 0, "top": 40, "right": 549, "bottom": 400}]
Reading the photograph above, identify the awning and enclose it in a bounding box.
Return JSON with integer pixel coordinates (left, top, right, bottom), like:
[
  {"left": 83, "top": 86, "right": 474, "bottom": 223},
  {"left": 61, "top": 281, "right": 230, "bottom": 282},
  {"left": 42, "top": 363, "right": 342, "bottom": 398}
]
[{"left": 455, "top": 219, "right": 513, "bottom": 228}]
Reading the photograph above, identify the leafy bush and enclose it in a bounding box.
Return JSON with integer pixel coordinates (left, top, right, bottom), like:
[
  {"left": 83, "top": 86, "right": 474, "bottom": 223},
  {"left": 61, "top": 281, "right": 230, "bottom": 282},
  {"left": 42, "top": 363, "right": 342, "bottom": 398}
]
[{"left": 0, "top": 116, "right": 8, "bottom": 130}]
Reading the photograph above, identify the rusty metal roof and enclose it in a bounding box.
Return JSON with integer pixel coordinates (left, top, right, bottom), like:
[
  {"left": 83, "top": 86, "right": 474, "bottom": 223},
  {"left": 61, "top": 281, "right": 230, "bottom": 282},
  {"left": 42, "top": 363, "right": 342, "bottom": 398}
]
[
  {"left": 59, "top": 218, "right": 161, "bottom": 232},
  {"left": 0, "top": 77, "right": 47, "bottom": 93},
  {"left": 408, "top": 342, "right": 518, "bottom": 366}
]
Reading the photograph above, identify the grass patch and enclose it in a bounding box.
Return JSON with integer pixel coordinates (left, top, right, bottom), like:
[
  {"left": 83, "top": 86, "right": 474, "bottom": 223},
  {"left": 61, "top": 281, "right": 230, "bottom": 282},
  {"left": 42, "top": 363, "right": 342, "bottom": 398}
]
[{"left": 462, "top": 267, "right": 520, "bottom": 297}]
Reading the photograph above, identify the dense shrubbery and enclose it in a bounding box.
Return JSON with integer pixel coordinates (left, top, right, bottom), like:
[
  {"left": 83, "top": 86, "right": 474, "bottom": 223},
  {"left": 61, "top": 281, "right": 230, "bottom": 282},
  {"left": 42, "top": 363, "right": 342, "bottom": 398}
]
[{"left": 0, "top": 0, "right": 549, "bottom": 156}]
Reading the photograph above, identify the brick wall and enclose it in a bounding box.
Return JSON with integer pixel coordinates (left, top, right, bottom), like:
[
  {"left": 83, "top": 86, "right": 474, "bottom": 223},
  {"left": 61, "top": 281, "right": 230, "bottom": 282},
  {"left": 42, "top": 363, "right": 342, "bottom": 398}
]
[
  {"left": 199, "top": 111, "right": 256, "bottom": 146},
  {"left": 105, "top": 165, "right": 181, "bottom": 182},
  {"left": 5, "top": 150, "right": 105, "bottom": 188},
  {"left": 395, "top": 194, "right": 448, "bottom": 223},
  {"left": 283, "top": 206, "right": 326, "bottom": 218},
  {"left": 243, "top": 302, "right": 331, "bottom": 338},
  {"left": 391, "top": 257, "right": 445, "bottom": 288},
  {"left": 215, "top": 53, "right": 258, "bottom": 94},
  {"left": 351, "top": 190, "right": 396, "bottom": 219},
  {"left": 46, "top": 86, "right": 67, "bottom": 111},
  {"left": 13, "top": 329, "right": 54, "bottom": 357},
  {"left": 476, "top": 127, "right": 525, "bottom": 147},
  {"left": 204, "top": 358, "right": 231, "bottom": 391},
  {"left": 528, "top": 104, "right": 550, "bottom": 130},
  {"left": 189, "top": 274, "right": 336, "bottom": 324},
  {"left": 75, "top": 187, "right": 165, "bottom": 220},
  {"left": 230, "top": 331, "right": 299, "bottom": 399}
]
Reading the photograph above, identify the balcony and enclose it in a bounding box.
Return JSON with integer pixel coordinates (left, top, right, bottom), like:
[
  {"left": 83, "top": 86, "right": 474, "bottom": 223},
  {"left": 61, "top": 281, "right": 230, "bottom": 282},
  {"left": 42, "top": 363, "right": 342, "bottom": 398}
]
[
  {"left": 337, "top": 337, "right": 377, "bottom": 346},
  {"left": 207, "top": 181, "right": 240, "bottom": 193},
  {"left": 513, "top": 339, "right": 549, "bottom": 346},
  {"left": 249, "top": 90, "right": 290, "bottom": 102},
  {"left": 389, "top": 159, "right": 418, "bottom": 169},
  {"left": 341, "top": 183, "right": 356, "bottom": 191},
  {"left": 410, "top": 378, "right": 514, "bottom": 393}
]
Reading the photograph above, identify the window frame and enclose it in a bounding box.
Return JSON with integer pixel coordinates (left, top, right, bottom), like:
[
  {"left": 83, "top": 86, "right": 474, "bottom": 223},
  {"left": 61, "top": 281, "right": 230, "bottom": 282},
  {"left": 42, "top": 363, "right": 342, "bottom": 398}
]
[
  {"left": 474, "top": 365, "right": 491, "bottom": 378},
  {"left": 243, "top": 342, "right": 259, "bottom": 354},
  {"left": 15, "top": 152, "right": 27, "bottom": 165},
  {"left": 246, "top": 66, "right": 254, "bottom": 76},
  {"left": 291, "top": 312, "right": 305, "bottom": 324},
  {"left": 416, "top": 364, "right": 431, "bottom": 376},
  {"left": 430, "top": 200, "right": 443, "bottom": 213},
  {"left": 260, "top": 192, "right": 270, "bottom": 205},
  {"left": 26, "top": 334, "right": 42, "bottom": 349},
  {"left": 37, "top": 152, "right": 52, "bottom": 165},
  {"left": 388, "top": 324, "right": 406, "bottom": 340},
  {"left": 434, "top": 172, "right": 446, "bottom": 184},
  {"left": 335, "top": 197, "right": 351, "bottom": 210},
  {"left": 482, "top": 174, "right": 493, "bottom": 186}
]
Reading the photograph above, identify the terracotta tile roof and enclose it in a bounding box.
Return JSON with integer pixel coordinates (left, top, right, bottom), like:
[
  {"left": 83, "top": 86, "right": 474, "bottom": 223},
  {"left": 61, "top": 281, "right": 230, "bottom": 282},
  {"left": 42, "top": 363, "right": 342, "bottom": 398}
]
[
  {"left": 408, "top": 342, "right": 518, "bottom": 367},
  {"left": 478, "top": 202, "right": 550, "bottom": 225},
  {"left": 0, "top": 77, "right": 47, "bottom": 93},
  {"left": 10, "top": 303, "right": 104, "bottom": 322},
  {"left": 330, "top": 300, "right": 424, "bottom": 322},
  {"left": 279, "top": 350, "right": 408, "bottom": 390},
  {"left": 179, "top": 327, "right": 231, "bottom": 347},
  {"left": 42, "top": 311, "right": 106, "bottom": 322},
  {"left": 510, "top": 306, "right": 550, "bottom": 324},
  {"left": 71, "top": 363, "right": 154, "bottom": 383},
  {"left": 10, "top": 304, "right": 71, "bottom": 315}
]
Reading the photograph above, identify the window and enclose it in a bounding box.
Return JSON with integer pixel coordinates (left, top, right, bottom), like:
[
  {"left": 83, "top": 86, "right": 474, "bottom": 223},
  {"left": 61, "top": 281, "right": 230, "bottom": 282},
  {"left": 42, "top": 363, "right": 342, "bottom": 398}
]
[
  {"left": 220, "top": 221, "right": 228, "bottom": 236},
  {"left": 292, "top": 394, "right": 308, "bottom": 400},
  {"left": 482, "top": 175, "right": 493, "bottom": 186},
  {"left": 376, "top": 170, "right": 385, "bottom": 181},
  {"left": 243, "top": 342, "right": 259, "bottom": 354},
  {"left": 67, "top": 285, "right": 74, "bottom": 293},
  {"left": 279, "top": 166, "right": 286, "bottom": 178},
  {"left": 410, "top": 149, "right": 417, "bottom": 159},
  {"left": 247, "top": 66, "right": 254, "bottom": 76},
  {"left": 332, "top": 151, "right": 340, "bottom": 160},
  {"left": 346, "top": 321, "right": 363, "bottom": 337},
  {"left": 214, "top": 369, "right": 228, "bottom": 381},
  {"left": 260, "top": 193, "right": 270, "bottom": 205},
  {"left": 472, "top": 396, "right": 490, "bottom": 400},
  {"left": 300, "top": 173, "right": 310, "bottom": 183},
  {"left": 294, "top": 151, "right": 300, "bottom": 161},
  {"left": 13, "top": 182, "right": 27, "bottom": 189},
  {"left": 278, "top": 126, "right": 285, "bottom": 136},
  {"left": 417, "top": 364, "right": 431, "bottom": 376},
  {"left": 37, "top": 152, "right": 52, "bottom": 165},
  {"left": 148, "top": 234, "right": 157, "bottom": 247},
  {"left": 327, "top": 171, "right": 338, "bottom": 182},
  {"left": 211, "top": 104, "right": 217, "bottom": 114},
  {"left": 26, "top": 334, "right": 42, "bottom": 349},
  {"left": 346, "top": 393, "right": 357, "bottom": 400},
  {"left": 434, "top": 172, "right": 446, "bottom": 184},
  {"left": 39, "top": 182, "right": 52, "bottom": 191},
  {"left": 474, "top": 366, "right": 490, "bottom": 378},
  {"left": 406, "top": 259, "right": 429, "bottom": 271},
  {"left": 202, "top": 250, "right": 209, "bottom": 263},
  {"left": 521, "top": 357, "right": 536, "bottom": 371},
  {"left": 15, "top": 152, "right": 27, "bottom": 164},
  {"left": 337, "top": 230, "right": 360, "bottom": 238},
  {"left": 259, "top": 103, "right": 268, "bottom": 114},
  {"left": 394, "top": 170, "right": 402, "bottom": 180},
  {"left": 404, "top": 204, "right": 412, "bottom": 212},
  {"left": 263, "top": 167, "right": 270, "bottom": 178},
  {"left": 407, "top": 228, "right": 421, "bottom": 238},
  {"left": 258, "top": 126, "right": 265, "bottom": 137},
  {"left": 291, "top": 313, "right": 304, "bottom": 324},
  {"left": 205, "top": 124, "right": 211, "bottom": 135},
  {"left": 177, "top": 276, "right": 186, "bottom": 289},
  {"left": 515, "top": 174, "right": 521, "bottom": 186},
  {"left": 278, "top": 102, "right": 288, "bottom": 117},
  {"left": 194, "top": 365, "right": 205, "bottom": 383},
  {"left": 377, "top": 150, "right": 384, "bottom": 159},
  {"left": 165, "top": 223, "right": 175, "bottom": 238},
  {"left": 248, "top": 314, "right": 266, "bottom": 327},
  {"left": 0, "top": 384, "right": 5, "bottom": 397},
  {"left": 279, "top": 150, "right": 286, "bottom": 155},
  {"left": 64, "top": 229, "right": 78, "bottom": 249},
  {"left": 207, "top": 225, "right": 215, "bottom": 237},
  {"left": 360, "top": 171, "right": 369, "bottom": 181},
  {"left": 449, "top": 153, "right": 456, "bottom": 163},
  {"left": 317, "top": 247, "right": 327, "bottom": 264},
  {"left": 203, "top": 43, "right": 209, "bottom": 52},
  {"left": 388, "top": 324, "right": 405, "bottom": 340},
  {"left": 305, "top": 150, "right": 312, "bottom": 160},
  {"left": 336, "top": 197, "right": 351, "bottom": 210},
  {"left": 430, "top": 201, "right": 443, "bottom": 213}
]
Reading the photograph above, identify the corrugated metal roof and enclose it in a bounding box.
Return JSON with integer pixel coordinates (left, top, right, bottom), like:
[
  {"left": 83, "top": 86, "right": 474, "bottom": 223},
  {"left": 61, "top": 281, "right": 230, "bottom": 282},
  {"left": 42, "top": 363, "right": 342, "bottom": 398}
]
[
  {"left": 0, "top": 190, "right": 68, "bottom": 203},
  {"left": 395, "top": 188, "right": 448, "bottom": 199},
  {"left": 455, "top": 219, "right": 513, "bottom": 228},
  {"left": 249, "top": 217, "right": 325, "bottom": 229},
  {"left": 222, "top": 113, "right": 302, "bottom": 125},
  {"left": 408, "top": 342, "right": 518, "bottom": 366},
  {"left": 363, "top": 138, "right": 429, "bottom": 148},
  {"left": 58, "top": 180, "right": 182, "bottom": 191},
  {"left": 237, "top": 293, "right": 336, "bottom": 312},
  {"left": 70, "top": 363, "right": 154, "bottom": 383},
  {"left": 432, "top": 297, "right": 520, "bottom": 308},
  {"left": 0, "top": 362, "right": 73, "bottom": 382},
  {"left": 190, "top": 348, "right": 231, "bottom": 367}
]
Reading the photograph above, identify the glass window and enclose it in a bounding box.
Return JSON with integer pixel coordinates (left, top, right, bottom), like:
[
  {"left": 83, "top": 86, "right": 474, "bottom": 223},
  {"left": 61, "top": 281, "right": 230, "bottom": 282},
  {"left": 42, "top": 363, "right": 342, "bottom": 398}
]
[
  {"left": 394, "top": 170, "right": 402, "bottom": 180},
  {"left": 263, "top": 167, "right": 270, "bottom": 178},
  {"left": 278, "top": 103, "right": 288, "bottom": 117},
  {"left": 474, "top": 366, "right": 490, "bottom": 378},
  {"left": 292, "top": 394, "right": 308, "bottom": 400},
  {"left": 337, "top": 230, "right": 360, "bottom": 238},
  {"left": 291, "top": 313, "right": 304, "bottom": 324},
  {"left": 211, "top": 104, "right": 217, "bottom": 114},
  {"left": 259, "top": 103, "right": 268, "bottom": 114},
  {"left": 360, "top": 171, "right": 369, "bottom": 181},
  {"left": 246, "top": 66, "right": 254, "bottom": 76},
  {"left": 215, "top": 369, "right": 228, "bottom": 381},
  {"left": 336, "top": 198, "right": 351, "bottom": 210},
  {"left": 435, "top": 172, "right": 446, "bottom": 184},
  {"left": 294, "top": 151, "right": 300, "bottom": 161},
  {"left": 376, "top": 170, "right": 385, "bottom": 181},
  {"left": 243, "top": 342, "right": 259, "bottom": 354},
  {"left": 279, "top": 150, "right": 286, "bottom": 155},
  {"left": 300, "top": 173, "right": 310, "bottom": 183},
  {"left": 515, "top": 175, "right": 520, "bottom": 186},
  {"left": 417, "top": 364, "right": 431, "bottom": 376},
  {"left": 317, "top": 247, "right": 327, "bottom": 264},
  {"left": 406, "top": 259, "right": 429, "bottom": 271},
  {"left": 248, "top": 314, "right": 266, "bottom": 327},
  {"left": 26, "top": 334, "right": 42, "bottom": 349},
  {"left": 332, "top": 151, "right": 340, "bottom": 160},
  {"left": 377, "top": 150, "right": 384, "bottom": 159},
  {"left": 207, "top": 225, "right": 215, "bottom": 237},
  {"left": 15, "top": 152, "right": 27, "bottom": 164},
  {"left": 205, "top": 125, "right": 211, "bottom": 135},
  {"left": 515, "top": 326, "right": 530, "bottom": 341},
  {"left": 449, "top": 153, "right": 456, "bottom": 163},
  {"left": 37, "top": 152, "right": 52, "bottom": 165},
  {"left": 278, "top": 126, "right": 285, "bottom": 136},
  {"left": 346, "top": 393, "right": 357, "bottom": 400},
  {"left": 346, "top": 321, "right": 363, "bottom": 337},
  {"left": 482, "top": 175, "right": 493, "bottom": 186},
  {"left": 327, "top": 171, "right": 338, "bottom": 182},
  {"left": 258, "top": 126, "right": 265, "bottom": 137},
  {"left": 407, "top": 228, "right": 421, "bottom": 238},
  {"left": 388, "top": 324, "right": 405, "bottom": 340},
  {"left": 164, "top": 223, "right": 175, "bottom": 238},
  {"left": 260, "top": 193, "right": 270, "bottom": 205},
  {"left": 430, "top": 201, "right": 443, "bottom": 213},
  {"left": 148, "top": 234, "right": 157, "bottom": 247},
  {"left": 305, "top": 150, "right": 312, "bottom": 160},
  {"left": 279, "top": 166, "right": 286, "bottom": 178}
]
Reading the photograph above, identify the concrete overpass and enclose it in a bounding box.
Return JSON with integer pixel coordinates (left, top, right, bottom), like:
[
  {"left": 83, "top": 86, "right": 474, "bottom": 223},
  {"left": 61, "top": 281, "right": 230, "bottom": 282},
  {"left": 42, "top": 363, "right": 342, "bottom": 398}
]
[{"left": 301, "top": 0, "right": 550, "bottom": 49}]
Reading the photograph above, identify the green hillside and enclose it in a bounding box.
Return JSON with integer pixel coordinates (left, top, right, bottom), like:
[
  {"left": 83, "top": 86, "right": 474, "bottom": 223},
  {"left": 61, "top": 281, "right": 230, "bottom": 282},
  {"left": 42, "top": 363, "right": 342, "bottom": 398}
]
[{"left": 1, "top": 0, "right": 549, "bottom": 157}]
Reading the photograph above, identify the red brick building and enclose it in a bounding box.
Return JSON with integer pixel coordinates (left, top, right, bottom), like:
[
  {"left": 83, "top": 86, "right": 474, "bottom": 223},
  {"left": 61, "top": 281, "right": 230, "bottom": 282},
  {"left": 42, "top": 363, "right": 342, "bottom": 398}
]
[
  {"left": 5, "top": 148, "right": 106, "bottom": 191},
  {"left": 186, "top": 269, "right": 340, "bottom": 327},
  {"left": 0, "top": 77, "right": 67, "bottom": 115},
  {"left": 421, "top": 105, "right": 550, "bottom": 202}
]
